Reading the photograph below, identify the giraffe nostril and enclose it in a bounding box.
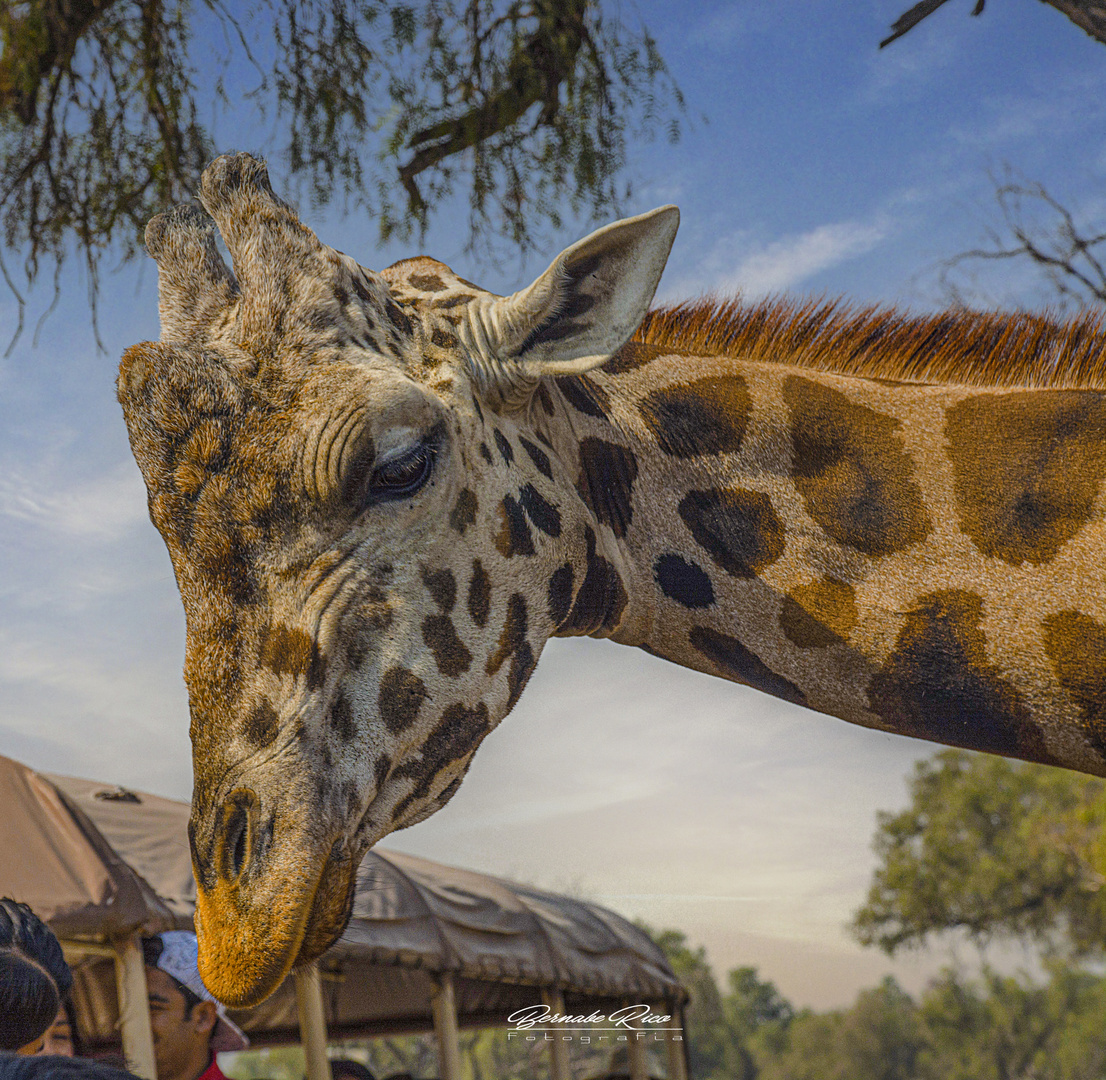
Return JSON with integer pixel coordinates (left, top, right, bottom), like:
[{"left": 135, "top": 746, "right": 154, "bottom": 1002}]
[
  {"left": 217, "top": 789, "right": 258, "bottom": 884},
  {"left": 228, "top": 810, "right": 248, "bottom": 878}
]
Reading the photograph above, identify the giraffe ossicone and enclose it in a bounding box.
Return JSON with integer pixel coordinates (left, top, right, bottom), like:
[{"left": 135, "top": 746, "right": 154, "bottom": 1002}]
[{"left": 120, "top": 152, "right": 1106, "bottom": 1008}]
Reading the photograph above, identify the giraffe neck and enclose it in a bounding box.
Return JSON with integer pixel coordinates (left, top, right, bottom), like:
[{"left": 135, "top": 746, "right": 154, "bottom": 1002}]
[{"left": 544, "top": 344, "right": 1106, "bottom": 778}]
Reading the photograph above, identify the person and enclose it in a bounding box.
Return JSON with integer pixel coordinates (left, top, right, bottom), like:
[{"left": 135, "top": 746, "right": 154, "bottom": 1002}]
[
  {"left": 141, "top": 932, "right": 248, "bottom": 1080},
  {"left": 0, "top": 899, "right": 73, "bottom": 1055},
  {"left": 0, "top": 1057, "right": 138, "bottom": 1080},
  {"left": 38, "top": 1004, "right": 77, "bottom": 1058},
  {"left": 328, "top": 1061, "right": 376, "bottom": 1080}
]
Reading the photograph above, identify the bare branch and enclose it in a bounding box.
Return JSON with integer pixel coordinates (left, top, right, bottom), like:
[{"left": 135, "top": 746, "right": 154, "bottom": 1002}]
[
  {"left": 938, "top": 171, "right": 1106, "bottom": 311},
  {"left": 885, "top": 0, "right": 1106, "bottom": 49},
  {"left": 880, "top": 0, "right": 957, "bottom": 49}
]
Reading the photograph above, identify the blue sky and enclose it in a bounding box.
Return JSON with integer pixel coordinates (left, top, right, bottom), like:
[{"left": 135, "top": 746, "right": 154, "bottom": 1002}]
[{"left": 1, "top": 0, "right": 1104, "bottom": 1008}]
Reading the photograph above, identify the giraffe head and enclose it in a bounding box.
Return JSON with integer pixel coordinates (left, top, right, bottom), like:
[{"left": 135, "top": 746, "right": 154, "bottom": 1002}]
[{"left": 118, "top": 154, "right": 678, "bottom": 1006}]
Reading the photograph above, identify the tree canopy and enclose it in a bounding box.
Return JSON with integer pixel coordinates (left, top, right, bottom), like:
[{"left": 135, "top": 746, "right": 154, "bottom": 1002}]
[
  {"left": 852, "top": 749, "right": 1106, "bottom": 958},
  {"left": 0, "top": 0, "right": 682, "bottom": 323}
]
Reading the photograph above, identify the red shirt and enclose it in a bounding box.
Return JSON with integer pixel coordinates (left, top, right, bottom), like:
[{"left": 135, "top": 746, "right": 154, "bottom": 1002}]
[{"left": 197, "top": 1058, "right": 229, "bottom": 1080}]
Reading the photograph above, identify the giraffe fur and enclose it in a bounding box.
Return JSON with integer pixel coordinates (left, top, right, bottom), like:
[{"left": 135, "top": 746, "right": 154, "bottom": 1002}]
[{"left": 118, "top": 152, "right": 1106, "bottom": 1007}]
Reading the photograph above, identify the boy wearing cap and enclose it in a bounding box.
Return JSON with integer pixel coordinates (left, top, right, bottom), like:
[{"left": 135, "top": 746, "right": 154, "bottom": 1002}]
[{"left": 142, "top": 932, "right": 248, "bottom": 1080}]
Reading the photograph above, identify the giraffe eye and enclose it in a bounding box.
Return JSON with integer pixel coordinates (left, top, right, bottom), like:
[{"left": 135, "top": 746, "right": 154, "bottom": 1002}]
[{"left": 368, "top": 441, "right": 437, "bottom": 502}]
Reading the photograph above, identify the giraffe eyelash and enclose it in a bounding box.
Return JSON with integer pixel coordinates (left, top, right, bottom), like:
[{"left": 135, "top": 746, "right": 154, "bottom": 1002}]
[{"left": 365, "top": 430, "right": 442, "bottom": 505}]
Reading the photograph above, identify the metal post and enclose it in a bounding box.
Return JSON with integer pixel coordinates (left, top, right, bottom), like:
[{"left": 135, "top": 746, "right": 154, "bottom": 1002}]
[
  {"left": 665, "top": 1000, "right": 687, "bottom": 1080},
  {"left": 430, "top": 972, "right": 462, "bottom": 1080},
  {"left": 295, "top": 962, "right": 331, "bottom": 1080},
  {"left": 113, "top": 934, "right": 156, "bottom": 1080},
  {"left": 541, "top": 987, "right": 571, "bottom": 1080}
]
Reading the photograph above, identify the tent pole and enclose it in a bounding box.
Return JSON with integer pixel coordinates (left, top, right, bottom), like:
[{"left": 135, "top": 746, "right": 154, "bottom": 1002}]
[
  {"left": 430, "top": 972, "right": 462, "bottom": 1080},
  {"left": 541, "top": 987, "right": 570, "bottom": 1080},
  {"left": 665, "top": 999, "right": 687, "bottom": 1080},
  {"left": 626, "top": 999, "right": 647, "bottom": 1080},
  {"left": 113, "top": 934, "right": 156, "bottom": 1080},
  {"left": 294, "top": 962, "right": 330, "bottom": 1080}
]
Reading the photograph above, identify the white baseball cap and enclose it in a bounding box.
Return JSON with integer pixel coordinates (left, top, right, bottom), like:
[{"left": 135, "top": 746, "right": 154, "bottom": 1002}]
[{"left": 144, "top": 931, "right": 249, "bottom": 1052}]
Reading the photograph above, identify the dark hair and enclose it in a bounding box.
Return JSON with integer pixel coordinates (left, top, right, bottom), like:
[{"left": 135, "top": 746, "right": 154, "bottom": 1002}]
[
  {"left": 0, "top": 1053, "right": 140, "bottom": 1080},
  {"left": 329, "top": 1062, "right": 376, "bottom": 1080},
  {"left": 0, "top": 900, "right": 72, "bottom": 1052},
  {"left": 140, "top": 936, "right": 203, "bottom": 1017},
  {"left": 60, "top": 997, "right": 84, "bottom": 1059}
]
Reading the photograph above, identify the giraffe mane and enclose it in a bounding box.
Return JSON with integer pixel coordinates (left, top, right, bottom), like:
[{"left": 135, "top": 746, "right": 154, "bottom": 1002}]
[{"left": 634, "top": 296, "right": 1106, "bottom": 389}]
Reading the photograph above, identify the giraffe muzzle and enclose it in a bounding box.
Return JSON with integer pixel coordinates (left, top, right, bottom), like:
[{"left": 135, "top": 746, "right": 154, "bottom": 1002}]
[{"left": 192, "top": 791, "right": 352, "bottom": 1007}]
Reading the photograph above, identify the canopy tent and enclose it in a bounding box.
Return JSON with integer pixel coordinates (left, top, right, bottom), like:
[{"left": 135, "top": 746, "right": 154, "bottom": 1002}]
[{"left": 0, "top": 754, "right": 687, "bottom": 1080}]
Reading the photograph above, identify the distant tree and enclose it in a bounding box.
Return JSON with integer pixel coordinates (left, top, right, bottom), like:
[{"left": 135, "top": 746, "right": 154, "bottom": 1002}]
[
  {"left": 754, "top": 978, "right": 919, "bottom": 1080},
  {"left": 852, "top": 749, "right": 1106, "bottom": 959},
  {"left": 915, "top": 965, "right": 1106, "bottom": 1080},
  {"left": 883, "top": 0, "right": 1106, "bottom": 50},
  {"left": 642, "top": 924, "right": 729, "bottom": 1079},
  {"left": 713, "top": 966, "right": 794, "bottom": 1080},
  {"left": 0, "top": 0, "right": 682, "bottom": 338}
]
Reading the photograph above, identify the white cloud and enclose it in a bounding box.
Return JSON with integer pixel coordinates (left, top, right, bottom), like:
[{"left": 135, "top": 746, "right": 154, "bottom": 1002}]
[
  {"left": 686, "top": 4, "right": 766, "bottom": 52},
  {"left": 723, "top": 216, "right": 892, "bottom": 297},
  {"left": 0, "top": 461, "right": 147, "bottom": 540}
]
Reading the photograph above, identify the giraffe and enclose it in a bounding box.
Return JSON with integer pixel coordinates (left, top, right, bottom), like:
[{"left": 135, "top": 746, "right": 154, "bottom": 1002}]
[{"left": 119, "top": 153, "right": 1106, "bottom": 1008}]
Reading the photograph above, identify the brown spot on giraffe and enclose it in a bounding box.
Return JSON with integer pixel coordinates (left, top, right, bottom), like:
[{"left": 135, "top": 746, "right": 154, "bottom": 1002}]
[
  {"left": 555, "top": 527, "right": 628, "bottom": 637},
  {"left": 653, "top": 554, "right": 715, "bottom": 609},
  {"left": 243, "top": 698, "right": 280, "bottom": 748},
  {"left": 263, "top": 625, "right": 326, "bottom": 690},
  {"left": 495, "top": 494, "right": 535, "bottom": 557},
  {"left": 518, "top": 483, "right": 561, "bottom": 538},
  {"left": 1043, "top": 611, "right": 1106, "bottom": 756},
  {"left": 946, "top": 391, "right": 1106, "bottom": 565},
  {"left": 385, "top": 300, "right": 413, "bottom": 335},
  {"left": 519, "top": 435, "right": 554, "bottom": 479},
  {"left": 678, "top": 488, "right": 784, "bottom": 579},
  {"left": 534, "top": 381, "right": 556, "bottom": 416},
  {"left": 689, "top": 626, "right": 807, "bottom": 706},
  {"left": 329, "top": 690, "right": 357, "bottom": 742},
  {"left": 785, "top": 376, "right": 931, "bottom": 558},
  {"left": 494, "top": 429, "right": 514, "bottom": 464},
  {"left": 868, "top": 590, "right": 1051, "bottom": 763},
  {"left": 467, "top": 560, "right": 491, "bottom": 627},
  {"left": 434, "top": 293, "right": 475, "bottom": 309},
  {"left": 391, "top": 701, "right": 491, "bottom": 818},
  {"left": 779, "top": 576, "right": 858, "bottom": 649},
  {"left": 576, "top": 438, "right": 638, "bottom": 538},
  {"left": 374, "top": 754, "right": 392, "bottom": 793},
  {"left": 639, "top": 375, "right": 751, "bottom": 458},
  {"left": 547, "top": 563, "right": 575, "bottom": 626},
  {"left": 606, "top": 340, "right": 667, "bottom": 375},
  {"left": 409, "top": 273, "right": 447, "bottom": 292},
  {"left": 485, "top": 593, "right": 536, "bottom": 711},
  {"left": 421, "top": 615, "right": 472, "bottom": 677},
  {"left": 556, "top": 374, "right": 610, "bottom": 419},
  {"left": 450, "top": 488, "right": 478, "bottom": 533},
  {"left": 377, "top": 667, "right": 430, "bottom": 734},
  {"left": 344, "top": 589, "right": 394, "bottom": 668},
  {"left": 421, "top": 566, "right": 457, "bottom": 612}
]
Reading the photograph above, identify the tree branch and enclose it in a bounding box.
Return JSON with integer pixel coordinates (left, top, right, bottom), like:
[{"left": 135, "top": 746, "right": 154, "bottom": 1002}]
[
  {"left": 884, "top": 0, "right": 1106, "bottom": 49},
  {"left": 0, "top": 0, "right": 123, "bottom": 122},
  {"left": 398, "top": 0, "right": 589, "bottom": 213}
]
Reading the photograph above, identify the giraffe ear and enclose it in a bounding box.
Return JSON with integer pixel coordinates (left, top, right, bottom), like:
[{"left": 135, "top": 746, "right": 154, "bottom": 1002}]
[{"left": 470, "top": 206, "right": 679, "bottom": 407}]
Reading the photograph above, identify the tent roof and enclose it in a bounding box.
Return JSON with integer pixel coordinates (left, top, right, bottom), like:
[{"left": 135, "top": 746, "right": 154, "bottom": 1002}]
[
  {"left": 0, "top": 755, "right": 174, "bottom": 939},
  {"left": 0, "top": 755, "right": 684, "bottom": 1042}
]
